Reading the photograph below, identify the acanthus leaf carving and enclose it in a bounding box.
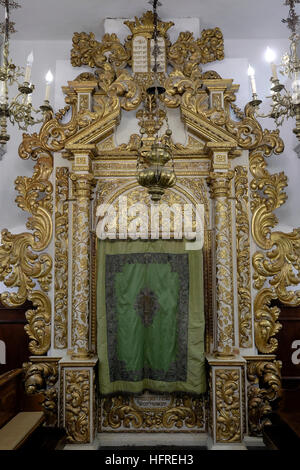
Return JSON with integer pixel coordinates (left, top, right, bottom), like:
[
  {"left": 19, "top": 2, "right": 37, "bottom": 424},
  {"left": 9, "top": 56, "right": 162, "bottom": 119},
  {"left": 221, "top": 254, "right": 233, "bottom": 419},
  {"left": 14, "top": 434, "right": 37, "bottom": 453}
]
[
  {"left": 71, "top": 32, "right": 130, "bottom": 70},
  {"left": 247, "top": 359, "right": 281, "bottom": 436},
  {"left": 25, "top": 290, "right": 51, "bottom": 355},
  {"left": 253, "top": 289, "right": 282, "bottom": 354},
  {"left": 107, "top": 69, "right": 142, "bottom": 111},
  {"left": 0, "top": 152, "right": 53, "bottom": 308},
  {"left": 167, "top": 28, "right": 224, "bottom": 76},
  {"left": 101, "top": 395, "right": 204, "bottom": 430},
  {"left": 215, "top": 369, "right": 241, "bottom": 443},
  {"left": 23, "top": 360, "right": 59, "bottom": 424},
  {"left": 65, "top": 370, "right": 90, "bottom": 443},
  {"left": 225, "top": 103, "right": 264, "bottom": 149},
  {"left": 249, "top": 128, "right": 300, "bottom": 352}
]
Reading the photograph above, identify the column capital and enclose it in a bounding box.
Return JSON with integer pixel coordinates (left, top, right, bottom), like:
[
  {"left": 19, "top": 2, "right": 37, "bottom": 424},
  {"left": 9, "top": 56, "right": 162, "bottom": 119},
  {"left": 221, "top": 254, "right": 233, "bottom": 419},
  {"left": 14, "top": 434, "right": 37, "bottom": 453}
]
[
  {"left": 67, "top": 80, "right": 98, "bottom": 94},
  {"left": 71, "top": 173, "right": 96, "bottom": 199},
  {"left": 70, "top": 150, "right": 95, "bottom": 172},
  {"left": 207, "top": 170, "right": 234, "bottom": 199}
]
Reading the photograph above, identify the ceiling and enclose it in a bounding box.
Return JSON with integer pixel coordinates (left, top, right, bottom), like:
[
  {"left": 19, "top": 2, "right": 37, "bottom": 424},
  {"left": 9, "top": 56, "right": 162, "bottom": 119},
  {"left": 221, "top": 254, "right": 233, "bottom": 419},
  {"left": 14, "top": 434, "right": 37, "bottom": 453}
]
[{"left": 4, "top": 0, "right": 295, "bottom": 42}]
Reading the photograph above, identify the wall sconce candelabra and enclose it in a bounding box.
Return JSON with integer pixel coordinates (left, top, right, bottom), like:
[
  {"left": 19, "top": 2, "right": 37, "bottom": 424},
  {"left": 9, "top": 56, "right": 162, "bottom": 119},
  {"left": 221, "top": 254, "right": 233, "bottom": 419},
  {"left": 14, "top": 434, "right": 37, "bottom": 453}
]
[
  {"left": 247, "top": 0, "right": 300, "bottom": 142},
  {"left": 0, "top": 0, "right": 54, "bottom": 147},
  {"left": 136, "top": 0, "right": 176, "bottom": 202}
]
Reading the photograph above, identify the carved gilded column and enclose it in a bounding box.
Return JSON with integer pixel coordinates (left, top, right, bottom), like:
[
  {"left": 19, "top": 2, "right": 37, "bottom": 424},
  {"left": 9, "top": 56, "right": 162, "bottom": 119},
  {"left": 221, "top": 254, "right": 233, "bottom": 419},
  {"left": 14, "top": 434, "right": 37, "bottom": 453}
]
[
  {"left": 208, "top": 170, "right": 235, "bottom": 357},
  {"left": 54, "top": 167, "right": 69, "bottom": 349},
  {"left": 71, "top": 165, "right": 95, "bottom": 359}
]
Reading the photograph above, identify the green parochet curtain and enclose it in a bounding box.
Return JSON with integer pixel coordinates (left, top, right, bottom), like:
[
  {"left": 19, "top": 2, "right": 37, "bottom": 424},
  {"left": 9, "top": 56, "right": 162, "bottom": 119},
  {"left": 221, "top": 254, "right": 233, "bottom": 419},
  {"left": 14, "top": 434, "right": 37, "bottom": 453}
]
[{"left": 97, "top": 239, "right": 206, "bottom": 395}]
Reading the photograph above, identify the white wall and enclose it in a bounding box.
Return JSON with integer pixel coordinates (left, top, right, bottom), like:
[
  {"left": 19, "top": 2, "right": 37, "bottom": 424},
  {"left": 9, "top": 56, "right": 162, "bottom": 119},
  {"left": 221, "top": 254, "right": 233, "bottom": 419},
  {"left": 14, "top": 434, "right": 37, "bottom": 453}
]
[
  {"left": 0, "top": 31, "right": 298, "bottom": 242},
  {"left": 0, "top": 40, "right": 71, "bottom": 236}
]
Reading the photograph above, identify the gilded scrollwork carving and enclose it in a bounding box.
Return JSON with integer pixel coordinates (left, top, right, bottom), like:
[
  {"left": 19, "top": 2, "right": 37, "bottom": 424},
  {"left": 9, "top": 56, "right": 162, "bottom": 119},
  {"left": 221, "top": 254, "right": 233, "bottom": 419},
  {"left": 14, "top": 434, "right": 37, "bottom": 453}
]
[
  {"left": 163, "top": 69, "right": 228, "bottom": 127},
  {"left": 254, "top": 289, "right": 282, "bottom": 354},
  {"left": 18, "top": 132, "right": 54, "bottom": 162},
  {"left": 25, "top": 290, "right": 51, "bottom": 355},
  {"left": 252, "top": 229, "right": 300, "bottom": 303},
  {"left": 249, "top": 128, "right": 300, "bottom": 352},
  {"left": 71, "top": 32, "right": 131, "bottom": 70},
  {"left": 105, "top": 69, "right": 142, "bottom": 111},
  {"left": 168, "top": 28, "right": 224, "bottom": 76},
  {"left": 234, "top": 166, "right": 252, "bottom": 348},
  {"left": 0, "top": 121, "right": 54, "bottom": 357},
  {"left": 23, "top": 361, "right": 58, "bottom": 394},
  {"left": 23, "top": 360, "right": 59, "bottom": 424},
  {"left": 163, "top": 68, "right": 214, "bottom": 116},
  {"left": 225, "top": 103, "right": 263, "bottom": 150},
  {"left": 0, "top": 152, "right": 53, "bottom": 309},
  {"left": 39, "top": 95, "right": 79, "bottom": 152},
  {"left": 250, "top": 138, "right": 300, "bottom": 304},
  {"left": 250, "top": 131, "right": 286, "bottom": 252},
  {"left": 54, "top": 167, "right": 69, "bottom": 349},
  {"left": 197, "top": 27, "right": 224, "bottom": 64},
  {"left": 168, "top": 32, "right": 203, "bottom": 76},
  {"left": 102, "top": 396, "right": 143, "bottom": 429},
  {"left": 247, "top": 359, "right": 281, "bottom": 436},
  {"left": 69, "top": 12, "right": 224, "bottom": 117},
  {"left": 65, "top": 370, "right": 90, "bottom": 443},
  {"left": 215, "top": 369, "right": 241, "bottom": 443},
  {"left": 101, "top": 396, "right": 205, "bottom": 431}
]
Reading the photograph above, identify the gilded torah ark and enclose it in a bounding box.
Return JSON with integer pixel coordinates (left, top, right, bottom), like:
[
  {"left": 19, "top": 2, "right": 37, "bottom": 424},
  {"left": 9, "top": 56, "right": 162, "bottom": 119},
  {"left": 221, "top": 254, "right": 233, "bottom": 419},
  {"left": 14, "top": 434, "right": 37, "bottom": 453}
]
[{"left": 1, "top": 10, "right": 297, "bottom": 448}]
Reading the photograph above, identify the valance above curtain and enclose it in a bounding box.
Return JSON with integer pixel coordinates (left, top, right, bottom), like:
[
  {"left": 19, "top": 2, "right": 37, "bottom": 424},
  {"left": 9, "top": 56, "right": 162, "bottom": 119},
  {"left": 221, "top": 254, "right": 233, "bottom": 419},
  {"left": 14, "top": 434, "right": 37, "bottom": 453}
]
[{"left": 96, "top": 239, "right": 206, "bottom": 395}]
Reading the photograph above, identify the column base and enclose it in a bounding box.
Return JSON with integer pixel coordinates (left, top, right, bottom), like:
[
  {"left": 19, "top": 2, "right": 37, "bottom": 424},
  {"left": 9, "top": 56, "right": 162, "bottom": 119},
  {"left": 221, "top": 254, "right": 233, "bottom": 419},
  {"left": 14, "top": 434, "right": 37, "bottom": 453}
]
[
  {"left": 59, "top": 355, "right": 98, "bottom": 444},
  {"left": 207, "top": 436, "right": 247, "bottom": 450},
  {"left": 64, "top": 434, "right": 101, "bottom": 450},
  {"left": 71, "top": 351, "right": 93, "bottom": 360},
  {"left": 206, "top": 355, "right": 246, "bottom": 447},
  {"left": 243, "top": 435, "right": 266, "bottom": 449},
  {"left": 213, "top": 351, "right": 236, "bottom": 359},
  {"left": 97, "top": 432, "right": 208, "bottom": 448}
]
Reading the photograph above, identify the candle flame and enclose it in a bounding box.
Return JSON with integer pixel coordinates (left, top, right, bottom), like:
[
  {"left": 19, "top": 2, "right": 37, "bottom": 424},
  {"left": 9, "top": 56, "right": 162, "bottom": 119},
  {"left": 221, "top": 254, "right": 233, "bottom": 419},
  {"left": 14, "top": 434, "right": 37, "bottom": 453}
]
[
  {"left": 265, "top": 47, "right": 276, "bottom": 63},
  {"left": 45, "top": 70, "right": 53, "bottom": 84},
  {"left": 27, "top": 51, "right": 34, "bottom": 65},
  {"left": 247, "top": 65, "right": 255, "bottom": 76}
]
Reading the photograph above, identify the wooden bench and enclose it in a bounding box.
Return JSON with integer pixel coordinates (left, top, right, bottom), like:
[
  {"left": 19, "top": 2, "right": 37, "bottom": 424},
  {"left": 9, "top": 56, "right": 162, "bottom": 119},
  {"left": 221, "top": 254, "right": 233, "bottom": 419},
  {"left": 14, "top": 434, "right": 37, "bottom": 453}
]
[
  {"left": 263, "top": 380, "right": 300, "bottom": 449},
  {"left": 0, "top": 368, "right": 67, "bottom": 450},
  {"left": 0, "top": 368, "right": 45, "bottom": 450},
  {"left": 0, "top": 411, "right": 44, "bottom": 450}
]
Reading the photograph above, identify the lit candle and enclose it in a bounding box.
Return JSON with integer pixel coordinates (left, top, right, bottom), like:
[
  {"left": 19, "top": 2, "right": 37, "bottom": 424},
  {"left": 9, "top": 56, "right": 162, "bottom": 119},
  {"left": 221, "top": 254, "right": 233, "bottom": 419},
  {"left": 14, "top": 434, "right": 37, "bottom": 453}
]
[
  {"left": 292, "top": 70, "right": 300, "bottom": 104},
  {"left": 0, "top": 81, "right": 5, "bottom": 104},
  {"left": 44, "top": 69, "right": 53, "bottom": 101},
  {"left": 265, "top": 46, "right": 278, "bottom": 80},
  {"left": 24, "top": 51, "right": 34, "bottom": 83},
  {"left": 247, "top": 65, "right": 257, "bottom": 94}
]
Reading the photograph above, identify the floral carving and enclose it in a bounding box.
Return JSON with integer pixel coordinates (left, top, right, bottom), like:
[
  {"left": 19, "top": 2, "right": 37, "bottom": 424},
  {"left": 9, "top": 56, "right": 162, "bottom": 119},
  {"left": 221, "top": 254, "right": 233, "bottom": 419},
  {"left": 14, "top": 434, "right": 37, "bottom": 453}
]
[
  {"left": 65, "top": 370, "right": 90, "bottom": 443},
  {"left": 215, "top": 369, "right": 241, "bottom": 443}
]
